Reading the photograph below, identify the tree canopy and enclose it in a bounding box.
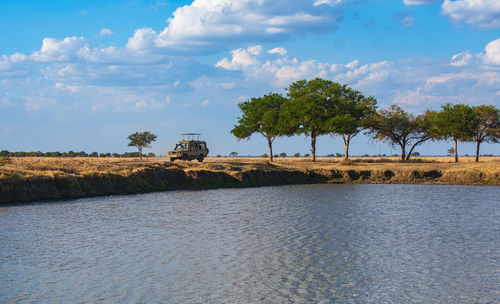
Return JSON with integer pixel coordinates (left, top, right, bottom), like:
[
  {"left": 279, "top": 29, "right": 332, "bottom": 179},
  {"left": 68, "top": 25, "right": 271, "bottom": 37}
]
[
  {"left": 231, "top": 93, "right": 286, "bottom": 162},
  {"left": 435, "top": 103, "right": 478, "bottom": 162},
  {"left": 281, "top": 78, "right": 336, "bottom": 162},
  {"left": 472, "top": 104, "right": 499, "bottom": 162},
  {"left": 127, "top": 131, "right": 157, "bottom": 159},
  {"left": 366, "top": 105, "right": 436, "bottom": 160},
  {"left": 325, "top": 85, "right": 377, "bottom": 160}
]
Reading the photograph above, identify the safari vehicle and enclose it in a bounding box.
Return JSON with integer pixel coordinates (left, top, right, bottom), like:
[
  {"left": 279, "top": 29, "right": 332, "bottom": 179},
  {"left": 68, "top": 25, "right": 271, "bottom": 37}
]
[{"left": 168, "top": 133, "right": 209, "bottom": 162}]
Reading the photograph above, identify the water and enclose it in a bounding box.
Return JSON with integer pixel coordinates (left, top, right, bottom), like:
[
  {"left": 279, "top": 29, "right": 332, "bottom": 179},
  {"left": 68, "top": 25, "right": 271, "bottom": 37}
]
[{"left": 1, "top": 184, "right": 499, "bottom": 303}]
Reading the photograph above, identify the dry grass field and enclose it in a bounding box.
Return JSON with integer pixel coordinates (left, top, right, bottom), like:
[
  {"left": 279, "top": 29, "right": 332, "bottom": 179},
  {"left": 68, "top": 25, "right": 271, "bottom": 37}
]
[
  {"left": 1, "top": 156, "right": 499, "bottom": 179},
  {"left": 1, "top": 156, "right": 498, "bottom": 203}
]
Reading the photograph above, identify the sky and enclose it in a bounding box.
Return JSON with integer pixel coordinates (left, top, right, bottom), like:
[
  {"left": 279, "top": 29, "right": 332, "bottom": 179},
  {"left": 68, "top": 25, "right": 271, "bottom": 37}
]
[{"left": 1, "top": 0, "right": 499, "bottom": 157}]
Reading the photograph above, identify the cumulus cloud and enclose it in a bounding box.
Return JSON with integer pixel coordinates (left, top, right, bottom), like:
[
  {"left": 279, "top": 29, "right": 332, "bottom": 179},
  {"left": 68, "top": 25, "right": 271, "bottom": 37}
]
[
  {"left": 215, "top": 43, "right": 500, "bottom": 109},
  {"left": 99, "top": 28, "right": 114, "bottom": 37},
  {"left": 483, "top": 38, "right": 500, "bottom": 64},
  {"left": 441, "top": 0, "right": 500, "bottom": 29},
  {"left": 125, "top": 0, "right": 347, "bottom": 54}
]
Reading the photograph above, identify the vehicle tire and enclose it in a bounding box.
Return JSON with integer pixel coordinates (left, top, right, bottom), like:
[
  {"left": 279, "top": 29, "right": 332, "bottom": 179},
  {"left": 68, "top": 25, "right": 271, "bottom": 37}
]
[{"left": 198, "top": 156, "right": 204, "bottom": 162}]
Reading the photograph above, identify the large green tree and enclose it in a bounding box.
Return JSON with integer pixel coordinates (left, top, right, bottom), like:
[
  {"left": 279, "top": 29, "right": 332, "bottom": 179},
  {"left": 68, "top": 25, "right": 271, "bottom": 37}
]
[
  {"left": 472, "top": 105, "right": 499, "bottom": 162},
  {"left": 366, "top": 105, "right": 435, "bottom": 160},
  {"left": 325, "top": 85, "right": 377, "bottom": 160},
  {"left": 231, "top": 93, "right": 286, "bottom": 162},
  {"left": 127, "top": 131, "right": 157, "bottom": 159},
  {"left": 282, "top": 78, "right": 335, "bottom": 162},
  {"left": 435, "top": 103, "right": 478, "bottom": 162}
]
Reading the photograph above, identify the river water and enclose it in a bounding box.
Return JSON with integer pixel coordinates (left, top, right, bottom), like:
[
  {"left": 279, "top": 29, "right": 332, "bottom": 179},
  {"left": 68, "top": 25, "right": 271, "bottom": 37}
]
[{"left": 1, "top": 184, "right": 499, "bottom": 303}]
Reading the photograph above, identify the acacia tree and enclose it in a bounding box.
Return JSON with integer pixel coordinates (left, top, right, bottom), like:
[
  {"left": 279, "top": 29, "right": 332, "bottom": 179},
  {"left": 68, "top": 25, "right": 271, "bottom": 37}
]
[
  {"left": 282, "top": 78, "right": 335, "bottom": 162},
  {"left": 366, "top": 105, "right": 434, "bottom": 160},
  {"left": 231, "top": 93, "right": 286, "bottom": 162},
  {"left": 127, "top": 131, "right": 157, "bottom": 159},
  {"left": 472, "top": 105, "right": 499, "bottom": 162},
  {"left": 435, "top": 103, "right": 478, "bottom": 162},
  {"left": 326, "top": 85, "right": 377, "bottom": 160}
]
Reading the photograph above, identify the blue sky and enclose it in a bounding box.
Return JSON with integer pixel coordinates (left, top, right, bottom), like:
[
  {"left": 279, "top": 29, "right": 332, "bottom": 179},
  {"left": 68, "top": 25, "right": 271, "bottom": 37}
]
[{"left": 1, "top": 0, "right": 499, "bottom": 156}]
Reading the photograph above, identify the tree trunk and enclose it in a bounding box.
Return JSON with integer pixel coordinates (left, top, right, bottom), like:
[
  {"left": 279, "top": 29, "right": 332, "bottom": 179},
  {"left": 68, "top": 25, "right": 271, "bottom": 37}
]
[
  {"left": 311, "top": 130, "right": 316, "bottom": 162},
  {"left": 401, "top": 144, "right": 406, "bottom": 161},
  {"left": 268, "top": 137, "right": 273, "bottom": 162},
  {"left": 342, "top": 134, "right": 350, "bottom": 160},
  {"left": 454, "top": 138, "right": 458, "bottom": 162},
  {"left": 139, "top": 147, "right": 143, "bottom": 160},
  {"left": 475, "top": 140, "right": 480, "bottom": 163}
]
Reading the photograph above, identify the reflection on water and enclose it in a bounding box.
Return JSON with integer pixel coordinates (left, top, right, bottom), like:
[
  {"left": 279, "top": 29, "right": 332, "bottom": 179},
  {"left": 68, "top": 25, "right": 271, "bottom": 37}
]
[{"left": 1, "top": 184, "right": 499, "bottom": 303}]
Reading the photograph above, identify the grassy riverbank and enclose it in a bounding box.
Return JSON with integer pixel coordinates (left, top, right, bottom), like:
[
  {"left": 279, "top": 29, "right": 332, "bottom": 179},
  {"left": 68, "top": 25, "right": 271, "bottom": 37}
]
[{"left": 1, "top": 156, "right": 499, "bottom": 203}]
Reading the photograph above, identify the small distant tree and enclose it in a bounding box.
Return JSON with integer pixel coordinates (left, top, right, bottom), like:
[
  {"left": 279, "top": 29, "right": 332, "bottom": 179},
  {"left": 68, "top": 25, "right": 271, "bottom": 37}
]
[
  {"left": 294, "top": 152, "right": 301, "bottom": 157},
  {"left": 231, "top": 93, "right": 286, "bottom": 162},
  {"left": 435, "top": 103, "right": 478, "bottom": 162},
  {"left": 262, "top": 153, "right": 269, "bottom": 158},
  {"left": 411, "top": 151, "right": 420, "bottom": 157},
  {"left": 304, "top": 153, "right": 310, "bottom": 157},
  {"left": 147, "top": 152, "right": 156, "bottom": 158},
  {"left": 127, "top": 131, "right": 157, "bottom": 159},
  {"left": 216, "top": 154, "right": 222, "bottom": 158},
  {"left": 229, "top": 152, "right": 238, "bottom": 157},
  {"left": 447, "top": 147, "right": 455, "bottom": 156},
  {"left": 279, "top": 152, "right": 287, "bottom": 158},
  {"left": 472, "top": 105, "right": 499, "bottom": 162}
]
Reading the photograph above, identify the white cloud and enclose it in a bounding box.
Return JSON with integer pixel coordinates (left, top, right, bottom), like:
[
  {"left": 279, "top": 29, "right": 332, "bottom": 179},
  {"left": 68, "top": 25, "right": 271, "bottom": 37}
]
[
  {"left": 441, "top": 0, "right": 500, "bottom": 29},
  {"left": 482, "top": 38, "right": 500, "bottom": 65},
  {"left": 130, "top": 0, "right": 348, "bottom": 54},
  {"left": 215, "top": 43, "right": 500, "bottom": 109},
  {"left": 201, "top": 99, "right": 210, "bottom": 107},
  {"left": 100, "top": 28, "right": 114, "bottom": 37},
  {"left": 31, "top": 37, "right": 87, "bottom": 62},
  {"left": 268, "top": 47, "right": 287, "bottom": 55},
  {"left": 450, "top": 51, "right": 473, "bottom": 66}
]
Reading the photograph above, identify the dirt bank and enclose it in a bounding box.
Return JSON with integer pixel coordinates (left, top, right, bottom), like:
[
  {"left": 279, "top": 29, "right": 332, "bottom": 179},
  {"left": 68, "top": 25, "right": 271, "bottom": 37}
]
[{"left": 0, "top": 157, "right": 498, "bottom": 204}]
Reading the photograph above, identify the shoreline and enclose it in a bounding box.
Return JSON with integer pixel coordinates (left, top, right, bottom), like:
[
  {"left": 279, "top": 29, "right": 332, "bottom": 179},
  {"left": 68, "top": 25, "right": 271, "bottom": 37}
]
[{"left": 1, "top": 157, "right": 499, "bottom": 204}]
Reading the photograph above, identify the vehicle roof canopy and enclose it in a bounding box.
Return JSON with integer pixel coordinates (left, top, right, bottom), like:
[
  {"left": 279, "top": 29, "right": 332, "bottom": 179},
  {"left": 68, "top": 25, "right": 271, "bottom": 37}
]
[{"left": 180, "top": 133, "right": 203, "bottom": 140}]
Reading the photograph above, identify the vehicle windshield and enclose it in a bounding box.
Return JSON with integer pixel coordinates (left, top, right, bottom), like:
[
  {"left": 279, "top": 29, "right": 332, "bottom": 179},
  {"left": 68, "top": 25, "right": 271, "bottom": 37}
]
[{"left": 174, "top": 143, "right": 189, "bottom": 150}]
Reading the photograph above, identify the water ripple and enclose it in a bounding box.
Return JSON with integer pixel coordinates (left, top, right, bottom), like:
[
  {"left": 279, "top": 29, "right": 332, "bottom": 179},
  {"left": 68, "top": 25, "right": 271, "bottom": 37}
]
[{"left": 1, "top": 184, "right": 499, "bottom": 303}]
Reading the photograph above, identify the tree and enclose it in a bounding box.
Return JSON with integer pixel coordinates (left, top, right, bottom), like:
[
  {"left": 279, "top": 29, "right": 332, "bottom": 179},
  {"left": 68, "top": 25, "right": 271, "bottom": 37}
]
[
  {"left": 231, "top": 93, "right": 286, "bottom": 162},
  {"left": 472, "top": 105, "right": 499, "bottom": 162},
  {"left": 435, "top": 103, "right": 478, "bottom": 162},
  {"left": 279, "top": 152, "right": 287, "bottom": 158},
  {"left": 127, "top": 131, "right": 157, "bottom": 159},
  {"left": 447, "top": 147, "right": 455, "bottom": 156},
  {"left": 229, "top": 152, "right": 238, "bottom": 157},
  {"left": 282, "top": 78, "right": 335, "bottom": 162},
  {"left": 366, "top": 105, "right": 435, "bottom": 160},
  {"left": 325, "top": 84, "right": 377, "bottom": 160}
]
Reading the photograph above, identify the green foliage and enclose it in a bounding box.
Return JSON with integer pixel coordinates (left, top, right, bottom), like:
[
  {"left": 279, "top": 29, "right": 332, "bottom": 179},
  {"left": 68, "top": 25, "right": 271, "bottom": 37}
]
[
  {"left": 279, "top": 152, "right": 287, "bottom": 158},
  {"left": 282, "top": 78, "right": 338, "bottom": 161},
  {"left": 471, "top": 104, "right": 499, "bottom": 162},
  {"left": 472, "top": 105, "right": 499, "bottom": 144},
  {"left": 229, "top": 152, "right": 238, "bottom": 157},
  {"left": 367, "top": 105, "right": 435, "bottom": 160},
  {"left": 127, "top": 131, "right": 158, "bottom": 159},
  {"left": 435, "top": 103, "right": 478, "bottom": 141},
  {"left": 294, "top": 153, "right": 301, "bottom": 157},
  {"left": 231, "top": 93, "right": 286, "bottom": 162},
  {"left": 435, "top": 103, "right": 478, "bottom": 162}
]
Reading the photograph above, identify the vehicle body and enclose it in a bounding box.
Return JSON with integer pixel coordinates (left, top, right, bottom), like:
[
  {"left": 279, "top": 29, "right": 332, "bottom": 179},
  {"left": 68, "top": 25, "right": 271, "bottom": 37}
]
[{"left": 168, "top": 133, "right": 209, "bottom": 162}]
